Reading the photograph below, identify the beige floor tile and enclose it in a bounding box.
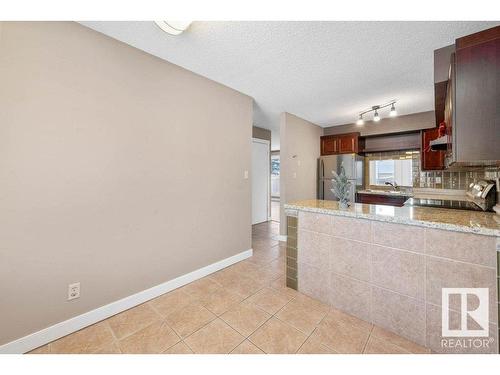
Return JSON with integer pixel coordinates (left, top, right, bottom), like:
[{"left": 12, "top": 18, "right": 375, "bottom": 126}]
[
  {"left": 118, "top": 321, "right": 180, "bottom": 354},
  {"left": 246, "top": 287, "right": 293, "bottom": 315},
  {"left": 149, "top": 288, "right": 196, "bottom": 317},
  {"left": 94, "top": 342, "right": 122, "bottom": 354},
  {"left": 184, "top": 318, "right": 245, "bottom": 354},
  {"left": 229, "top": 260, "right": 276, "bottom": 283},
  {"left": 165, "top": 302, "right": 216, "bottom": 339},
  {"left": 315, "top": 314, "right": 370, "bottom": 354},
  {"left": 268, "top": 276, "right": 300, "bottom": 298},
  {"left": 181, "top": 277, "right": 222, "bottom": 301},
  {"left": 222, "top": 273, "right": 266, "bottom": 299},
  {"left": 221, "top": 302, "right": 271, "bottom": 337},
  {"left": 251, "top": 266, "right": 283, "bottom": 284},
  {"left": 248, "top": 246, "right": 281, "bottom": 265},
  {"left": 50, "top": 321, "right": 115, "bottom": 354},
  {"left": 293, "top": 293, "right": 330, "bottom": 314},
  {"left": 163, "top": 341, "right": 193, "bottom": 354},
  {"left": 297, "top": 329, "right": 337, "bottom": 354},
  {"left": 249, "top": 317, "right": 307, "bottom": 354},
  {"left": 27, "top": 345, "right": 50, "bottom": 354},
  {"left": 371, "top": 326, "right": 430, "bottom": 354},
  {"left": 209, "top": 267, "right": 240, "bottom": 287},
  {"left": 275, "top": 298, "right": 328, "bottom": 335},
  {"left": 201, "top": 288, "right": 243, "bottom": 316},
  {"left": 264, "top": 258, "right": 285, "bottom": 276},
  {"left": 252, "top": 238, "right": 279, "bottom": 251},
  {"left": 326, "top": 307, "right": 373, "bottom": 332},
  {"left": 106, "top": 303, "right": 161, "bottom": 340},
  {"left": 363, "top": 336, "right": 409, "bottom": 354},
  {"left": 230, "top": 340, "right": 265, "bottom": 354}
]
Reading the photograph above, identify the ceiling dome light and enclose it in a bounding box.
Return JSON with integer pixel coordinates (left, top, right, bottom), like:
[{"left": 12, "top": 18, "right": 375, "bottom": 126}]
[
  {"left": 356, "top": 114, "right": 364, "bottom": 126},
  {"left": 154, "top": 21, "right": 192, "bottom": 35},
  {"left": 373, "top": 110, "right": 380, "bottom": 122},
  {"left": 389, "top": 103, "right": 397, "bottom": 117}
]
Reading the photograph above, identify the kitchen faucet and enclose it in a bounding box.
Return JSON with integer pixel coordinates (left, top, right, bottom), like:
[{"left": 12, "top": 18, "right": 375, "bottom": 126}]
[{"left": 385, "top": 181, "right": 399, "bottom": 191}]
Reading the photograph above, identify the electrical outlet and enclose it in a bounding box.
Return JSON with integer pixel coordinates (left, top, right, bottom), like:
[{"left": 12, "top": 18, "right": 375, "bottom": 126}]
[{"left": 68, "top": 282, "right": 80, "bottom": 301}]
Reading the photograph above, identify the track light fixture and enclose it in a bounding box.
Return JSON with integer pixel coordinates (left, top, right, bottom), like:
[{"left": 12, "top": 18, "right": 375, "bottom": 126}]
[{"left": 354, "top": 101, "right": 397, "bottom": 125}]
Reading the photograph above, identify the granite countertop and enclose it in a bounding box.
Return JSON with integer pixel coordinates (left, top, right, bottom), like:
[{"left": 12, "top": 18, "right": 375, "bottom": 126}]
[{"left": 284, "top": 199, "right": 500, "bottom": 237}]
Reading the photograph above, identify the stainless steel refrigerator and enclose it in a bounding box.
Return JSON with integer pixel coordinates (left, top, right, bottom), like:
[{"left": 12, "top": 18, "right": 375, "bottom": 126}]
[{"left": 318, "top": 154, "right": 364, "bottom": 201}]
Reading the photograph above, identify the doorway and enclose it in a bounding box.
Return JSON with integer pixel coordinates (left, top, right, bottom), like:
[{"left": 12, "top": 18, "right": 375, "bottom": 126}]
[{"left": 252, "top": 138, "right": 270, "bottom": 225}]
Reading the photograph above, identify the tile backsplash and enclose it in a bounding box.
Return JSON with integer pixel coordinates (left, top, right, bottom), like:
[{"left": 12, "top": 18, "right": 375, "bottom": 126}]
[{"left": 365, "top": 150, "right": 500, "bottom": 190}]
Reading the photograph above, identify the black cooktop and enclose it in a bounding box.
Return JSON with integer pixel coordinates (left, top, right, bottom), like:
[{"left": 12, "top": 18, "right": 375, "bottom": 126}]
[{"left": 405, "top": 198, "right": 485, "bottom": 212}]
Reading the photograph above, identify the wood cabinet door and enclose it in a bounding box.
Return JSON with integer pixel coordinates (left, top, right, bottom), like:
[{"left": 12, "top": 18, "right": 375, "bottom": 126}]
[
  {"left": 338, "top": 134, "right": 357, "bottom": 154},
  {"left": 421, "top": 128, "right": 445, "bottom": 170},
  {"left": 455, "top": 36, "right": 500, "bottom": 162},
  {"left": 321, "top": 136, "right": 338, "bottom": 155}
]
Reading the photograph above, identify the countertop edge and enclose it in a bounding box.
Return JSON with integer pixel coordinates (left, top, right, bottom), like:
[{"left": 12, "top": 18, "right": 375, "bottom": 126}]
[{"left": 284, "top": 203, "right": 500, "bottom": 237}]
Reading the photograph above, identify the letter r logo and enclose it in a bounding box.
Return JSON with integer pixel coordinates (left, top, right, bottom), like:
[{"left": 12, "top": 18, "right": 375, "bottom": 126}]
[{"left": 442, "top": 288, "right": 489, "bottom": 337}]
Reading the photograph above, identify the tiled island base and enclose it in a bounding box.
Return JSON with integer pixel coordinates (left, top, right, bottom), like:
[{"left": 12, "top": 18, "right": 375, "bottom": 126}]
[{"left": 285, "top": 210, "right": 499, "bottom": 354}]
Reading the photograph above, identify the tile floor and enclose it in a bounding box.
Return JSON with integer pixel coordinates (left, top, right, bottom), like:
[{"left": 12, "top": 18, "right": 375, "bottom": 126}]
[{"left": 28, "top": 221, "right": 430, "bottom": 354}]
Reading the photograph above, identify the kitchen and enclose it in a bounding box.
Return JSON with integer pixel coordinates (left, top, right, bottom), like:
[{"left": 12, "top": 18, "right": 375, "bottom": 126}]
[
  {"left": 2, "top": 19, "right": 499, "bottom": 358},
  {"left": 284, "top": 25, "right": 500, "bottom": 354}
]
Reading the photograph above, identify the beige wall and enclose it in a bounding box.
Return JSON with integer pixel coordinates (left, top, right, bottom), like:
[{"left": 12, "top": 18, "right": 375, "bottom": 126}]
[
  {"left": 279, "top": 113, "right": 322, "bottom": 235},
  {"left": 0, "top": 22, "right": 253, "bottom": 345},
  {"left": 323, "top": 111, "right": 435, "bottom": 136}
]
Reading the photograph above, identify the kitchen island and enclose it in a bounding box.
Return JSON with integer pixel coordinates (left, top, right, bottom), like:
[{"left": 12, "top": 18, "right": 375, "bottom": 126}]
[{"left": 284, "top": 199, "right": 500, "bottom": 354}]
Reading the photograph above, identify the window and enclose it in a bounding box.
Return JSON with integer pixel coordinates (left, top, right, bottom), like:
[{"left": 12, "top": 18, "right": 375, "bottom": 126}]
[
  {"left": 369, "top": 158, "right": 413, "bottom": 187},
  {"left": 271, "top": 153, "right": 280, "bottom": 197}
]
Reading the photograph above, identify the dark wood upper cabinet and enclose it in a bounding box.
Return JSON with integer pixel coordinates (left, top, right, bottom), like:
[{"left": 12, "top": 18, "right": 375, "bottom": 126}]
[
  {"left": 320, "top": 135, "right": 338, "bottom": 155},
  {"left": 434, "top": 25, "right": 500, "bottom": 166},
  {"left": 421, "top": 127, "right": 445, "bottom": 170},
  {"left": 338, "top": 133, "right": 358, "bottom": 153},
  {"left": 452, "top": 28, "right": 499, "bottom": 165},
  {"left": 320, "top": 133, "right": 361, "bottom": 155}
]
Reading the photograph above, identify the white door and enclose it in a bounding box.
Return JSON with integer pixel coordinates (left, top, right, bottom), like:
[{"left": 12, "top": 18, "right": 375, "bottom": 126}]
[{"left": 252, "top": 138, "right": 270, "bottom": 225}]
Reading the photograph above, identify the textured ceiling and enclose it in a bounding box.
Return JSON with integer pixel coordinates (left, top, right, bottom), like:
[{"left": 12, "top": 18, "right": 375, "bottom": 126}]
[{"left": 81, "top": 21, "right": 498, "bottom": 149}]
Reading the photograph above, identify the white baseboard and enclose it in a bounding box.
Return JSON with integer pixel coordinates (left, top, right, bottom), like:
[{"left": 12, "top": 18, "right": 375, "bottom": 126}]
[
  {"left": 0, "top": 248, "right": 253, "bottom": 354},
  {"left": 277, "top": 235, "right": 287, "bottom": 242}
]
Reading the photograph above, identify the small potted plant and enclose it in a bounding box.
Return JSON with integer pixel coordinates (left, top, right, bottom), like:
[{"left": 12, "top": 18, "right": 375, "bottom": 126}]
[{"left": 331, "top": 164, "right": 351, "bottom": 209}]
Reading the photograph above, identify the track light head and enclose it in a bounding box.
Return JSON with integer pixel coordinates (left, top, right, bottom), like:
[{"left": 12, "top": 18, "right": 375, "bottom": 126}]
[
  {"left": 356, "top": 114, "right": 364, "bottom": 126},
  {"left": 389, "top": 103, "right": 397, "bottom": 117}
]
